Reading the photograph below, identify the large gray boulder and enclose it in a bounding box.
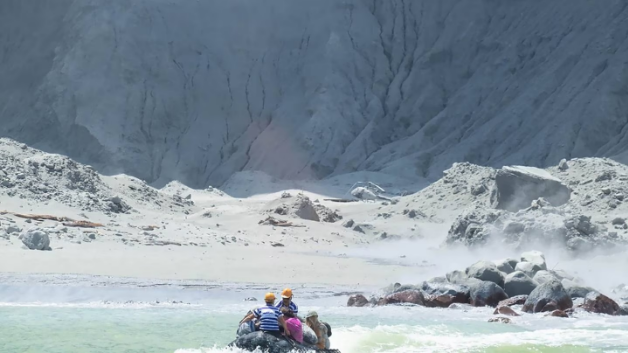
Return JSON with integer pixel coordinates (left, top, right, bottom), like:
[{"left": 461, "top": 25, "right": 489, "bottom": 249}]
[
  {"left": 468, "top": 280, "right": 509, "bottom": 307},
  {"left": 491, "top": 166, "right": 571, "bottom": 212},
  {"left": 494, "top": 259, "right": 516, "bottom": 274},
  {"left": 20, "top": 227, "right": 51, "bottom": 251},
  {"left": 523, "top": 280, "right": 573, "bottom": 313},
  {"left": 580, "top": 292, "right": 622, "bottom": 316},
  {"left": 532, "top": 270, "right": 558, "bottom": 285},
  {"left": 515, "top": 261, "right": 543, "bottom": 278},
  {"left": 620, "top": 304, "right": 628, "bottom": 316},
  {"left": 446, "top": 270, "right": 469, "bottom": 284},
  {"left": 420, "top": 281, "right": 470, "bottom": 298},
  {"left": 520, "top": 251, "right": 548, "bottom": 271},
  {"left": 465, "top": 261, "right": 505, "bottom": 287},
  {"left": 504, "top": 271, "right": 538, "bottom": 297},
  {"left": 561, "top": 279, "right": 596, "bottom": 299}
]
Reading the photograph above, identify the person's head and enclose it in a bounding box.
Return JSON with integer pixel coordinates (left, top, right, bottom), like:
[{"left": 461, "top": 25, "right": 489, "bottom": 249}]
[
  {"left": 281, "top": 288, "right": 293, "bottom": 305},
  {"left": 280, "top": 307, "right": 295, "bottom": 318},
  {"left": 305, "top": 310, "right": 319, "bottom": 325},
  {"left": 264, "top": 292, "right": 276, "bottom": 305}
]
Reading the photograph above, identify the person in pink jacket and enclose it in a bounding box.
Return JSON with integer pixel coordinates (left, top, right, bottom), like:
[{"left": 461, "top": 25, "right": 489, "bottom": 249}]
[{"left": 280, "top": 307, "right": 303, "bottom": 343}]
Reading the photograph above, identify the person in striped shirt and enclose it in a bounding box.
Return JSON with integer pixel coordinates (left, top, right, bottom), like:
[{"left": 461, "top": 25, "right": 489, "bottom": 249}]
[
  {"left": 240, "top": 292, "right": 289, "bottom": 339},
  {"left": 275, "top": 288, "right": 299, "bottom": 316}
]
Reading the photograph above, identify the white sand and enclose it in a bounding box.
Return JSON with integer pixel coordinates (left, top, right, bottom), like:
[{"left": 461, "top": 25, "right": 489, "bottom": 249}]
[{"left": 0, "top": 142, "right": 430, "bottom": 286}]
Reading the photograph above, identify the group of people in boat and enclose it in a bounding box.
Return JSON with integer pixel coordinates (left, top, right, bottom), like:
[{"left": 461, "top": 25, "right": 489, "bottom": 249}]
[{"left": 238, "top": 288, "right": 331, "bottom": 349}]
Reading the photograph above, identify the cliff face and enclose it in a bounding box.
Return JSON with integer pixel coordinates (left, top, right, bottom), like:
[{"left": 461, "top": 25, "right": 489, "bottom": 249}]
[{"left": 1, "top": 0, "right": 627, "bottom": 188}]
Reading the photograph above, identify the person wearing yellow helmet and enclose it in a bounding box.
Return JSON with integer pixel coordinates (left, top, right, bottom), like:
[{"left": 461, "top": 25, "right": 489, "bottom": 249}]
[
  {"left": 240, "top": 292, "right": 289, "bottom": 339},
  {"left": 275, "top": 288, "right": 299, "bottom": 316}
]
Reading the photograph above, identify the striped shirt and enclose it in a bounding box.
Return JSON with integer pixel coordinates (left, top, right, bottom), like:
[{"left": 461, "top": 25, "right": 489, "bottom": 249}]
[
  {"left": 275, "top": 301, "right": 299, "bottom": 315},
  {"left": 253, "top": 304, "right": 283, "bottom": 332}
]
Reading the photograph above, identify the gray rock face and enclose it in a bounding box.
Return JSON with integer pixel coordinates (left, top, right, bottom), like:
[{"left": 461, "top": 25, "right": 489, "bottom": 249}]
[
  {"left": 446, "top": 270, "right": 469, "bottom": 284},
  {"left": 532, "top": 270, "right": 557, "bottom": 285},
  {"left": 420, "top": 281, "right": 470, "bottom": 299},
  {"left": 491, "top": 166, "right": 571, "bottom": 212},
  {"left": 515, "top": 261, "right": 544, "bottom": 278},
  {"left": 3, "top": 1, "right": 628, "bottom": 189},
  {"left": 520, "top": 251, "right": 548, "bottom": 271},
  {"left": 465, "top": 260, "right": 505, "bottom": 287},
  {"left": 504, "top": 271, "right": 538, "bottom": 297},
  {"left": 561, "top": 279, "right": 595, "bottom": 299},
  {"left": 494, "top": 259, "right": 515, "bottom": 274},
  {"left": 20, "top": 228, "right": 51, "bottom": 250},
  {"left": 620, "top": 304, "right": 628, "bottom": 316},
  {"left": 293, "top": 195, "right": 320, "bottom": 222},
  {"left": 523, "top": 280, "right": 573, "bottom": 313},
  {"left": 468, "top": 280, "right": 509, "bottom": 307},
  {"left": 445, "top": 208, "right": 503, "bottom": 247}
]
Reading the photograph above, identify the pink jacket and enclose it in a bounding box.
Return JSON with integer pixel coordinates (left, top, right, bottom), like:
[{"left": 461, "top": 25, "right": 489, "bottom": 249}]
[{"left": 285, "top": 318, "right": 303, "bottom": 343}]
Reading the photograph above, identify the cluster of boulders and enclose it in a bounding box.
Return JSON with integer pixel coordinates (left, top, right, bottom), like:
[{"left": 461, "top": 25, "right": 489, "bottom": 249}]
[
  {"left": 444, "top": 160, "right": 628, "bottom": 252},
  {"left": 268, "top": 193, "right": 342, "bottom": 223},
  {"left": 446, "top": 203, "right": 625, "bottom": 252},
  {"left": 347, "top": 251, "right": 628, "bottom": 321}
]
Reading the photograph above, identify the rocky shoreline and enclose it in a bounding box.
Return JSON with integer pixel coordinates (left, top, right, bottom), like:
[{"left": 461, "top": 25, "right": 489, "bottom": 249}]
[{"left": 347, "top": 250, "right": 628, "bottom": 322}]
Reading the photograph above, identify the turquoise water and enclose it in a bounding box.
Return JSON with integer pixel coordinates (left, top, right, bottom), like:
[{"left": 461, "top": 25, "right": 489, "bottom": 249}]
[
  {"left": 1, "top": 277, "right": 628, "bottom": 353},
  {"left": 3, "top": 303, "right": 628, "bottom": 353}
]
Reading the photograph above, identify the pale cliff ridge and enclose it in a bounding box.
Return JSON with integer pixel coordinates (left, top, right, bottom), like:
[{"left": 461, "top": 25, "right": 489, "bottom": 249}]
[{"left": 1, "top": 0, "right": 628, "bottom": 188}]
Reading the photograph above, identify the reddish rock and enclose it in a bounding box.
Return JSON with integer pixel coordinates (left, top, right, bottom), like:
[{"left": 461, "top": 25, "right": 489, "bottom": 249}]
[
  {"left": 347, "top": 294, "right": 369, "bottom": 307},
  {"left": 493, "top": 306, "right": 520, "bottom": 316},
  {"left": 580, "top": 293, "right": 621, "bottom": 315},
  {"left": 377, "top": 290, "right": 425, "bottom": 306},
  {"left": 498, "top": 295, "right": 528, "bottom": 307},
  {"left": 546, "top": 309, "right": 569, "bottom": 318},
  {"left": 488, "top": 317, "right": 512, "bottom": 324},
  {"left": 423, "top": 293, "right": 468, "bottom": 308},
  {"left": 537, "top": 300, "right": 559, "bottom": 313}
]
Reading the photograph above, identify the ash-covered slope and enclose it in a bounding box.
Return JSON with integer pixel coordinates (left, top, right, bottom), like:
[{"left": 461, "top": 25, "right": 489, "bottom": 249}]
[{"left": 1, "top": 0, "right": 628, "bottom": 188}]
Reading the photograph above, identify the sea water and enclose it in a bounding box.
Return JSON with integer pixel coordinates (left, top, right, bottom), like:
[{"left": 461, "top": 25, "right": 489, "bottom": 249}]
[{"left": 1, "top": 276, "right": 628, "bottom": 353}]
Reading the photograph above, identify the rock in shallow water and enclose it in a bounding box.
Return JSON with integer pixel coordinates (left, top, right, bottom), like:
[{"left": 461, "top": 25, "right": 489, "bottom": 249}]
[
  {"left": 498, "top": 295, "right": 528, "bottom": 307},
  {"left": 580, "top": 292, "right": 621, "bottom": 316},
  {"left": 347, "top": 294, "right": 369, "bottom": 307},
  {"left": 469, "top": 280, "right": 508, "bottom": 307},
  {"left": 488, "top": 317, "right": 512, "bottom": 324},
  {"left": 523, "top": 280, "right": 573, "bottom": 313}
]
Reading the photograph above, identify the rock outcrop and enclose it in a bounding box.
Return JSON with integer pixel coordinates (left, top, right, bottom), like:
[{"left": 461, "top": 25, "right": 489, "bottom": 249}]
[{"left": 491, "top": 166, "right": 571, "bottom": 212}]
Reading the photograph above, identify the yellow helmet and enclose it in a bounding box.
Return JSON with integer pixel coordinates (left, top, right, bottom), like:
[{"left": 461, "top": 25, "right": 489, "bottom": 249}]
[
  {"left": 264, "top": 292, "right": 276, "bottom": 302},
  {"left": 281, "top": 288, "right": 293, "bottom": 299}
]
